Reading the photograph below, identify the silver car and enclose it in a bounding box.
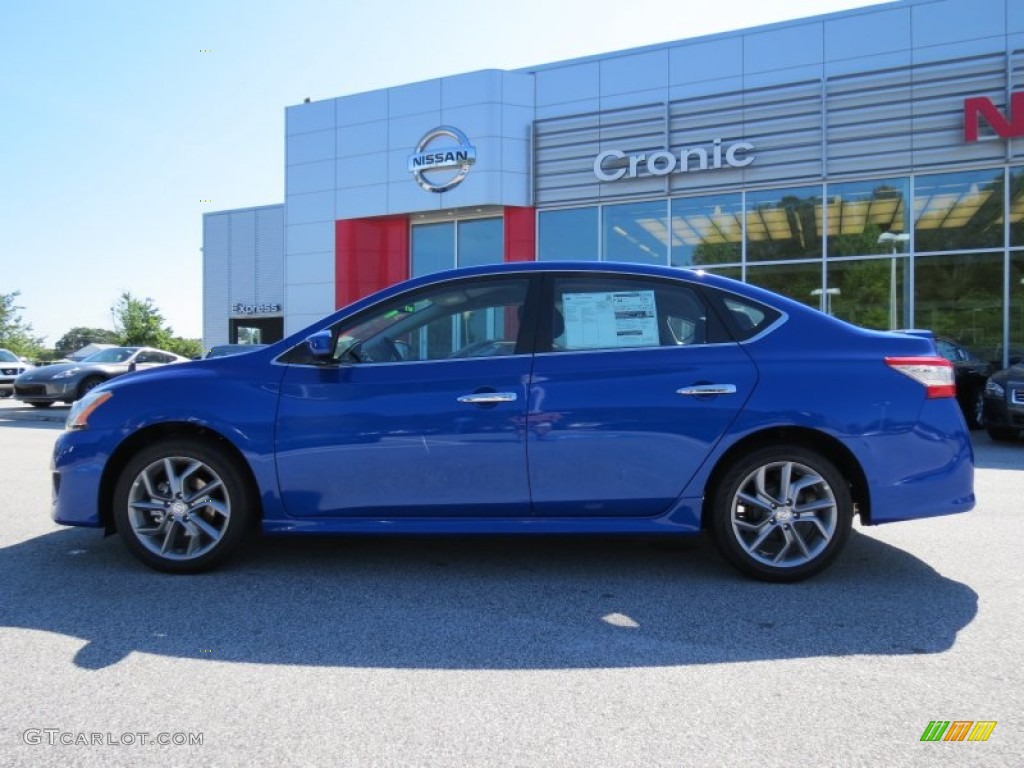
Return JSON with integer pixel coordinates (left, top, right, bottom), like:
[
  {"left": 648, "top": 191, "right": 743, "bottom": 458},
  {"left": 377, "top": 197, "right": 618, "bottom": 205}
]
[
  {"left": 0, "top": 349, "right": 35, "bottom": 398},
  {"left": 13, "top": 346, "right": 189, "bottom": 407}
]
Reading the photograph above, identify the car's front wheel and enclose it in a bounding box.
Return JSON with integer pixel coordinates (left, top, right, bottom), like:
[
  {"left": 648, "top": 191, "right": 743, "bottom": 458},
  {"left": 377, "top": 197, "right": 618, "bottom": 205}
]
[
  {"left": 77, "top": 376, "right": 104, "bottom": 400},
  {"left": 710, "top": 445, "right": 853, "bottom": 582},
  {"left": 113, "top": 438, "right": 254, "bottom": 573}
]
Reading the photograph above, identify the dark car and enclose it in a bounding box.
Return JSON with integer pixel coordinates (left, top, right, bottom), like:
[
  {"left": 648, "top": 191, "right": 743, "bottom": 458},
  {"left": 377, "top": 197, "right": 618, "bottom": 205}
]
[
  {"left": 52, "top": 262, "right": 974, "bottom": 582},
  {"left": 0, "top": 348, "right": 34, "bottom": 398},
  {"left": 982, "top": 363, "right": 1024, "bottom": 441},
  {"left": 933, "top": 337, "right": 993, "bottom": 429},
  {"left": 204, "top": 344, "right": 269, "bottom": 359},
  {"left": 13, "top": 346, "right": 189, "bottom": 407}
]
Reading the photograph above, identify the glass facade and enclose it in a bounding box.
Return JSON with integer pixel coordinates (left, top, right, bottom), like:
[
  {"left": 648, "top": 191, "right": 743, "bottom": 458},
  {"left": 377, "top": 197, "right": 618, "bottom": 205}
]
[
  {"left": 670, "top": 193, "right": 743, "bottom": 267},
  {"left": 538, "top": 207, "right": 598, "bottom": 261},
  {"left": 411, "top": 217, "right": 504, "bottom": 278},
  {"left": 536, "top": 167, "right": 1024, "bottom": 366}
]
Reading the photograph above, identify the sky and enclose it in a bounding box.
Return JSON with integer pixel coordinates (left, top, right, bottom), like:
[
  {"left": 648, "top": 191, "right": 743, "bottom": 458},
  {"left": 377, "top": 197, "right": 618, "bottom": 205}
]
[{"left": 1, "top": 0, "right": 893, "bottom": 347}]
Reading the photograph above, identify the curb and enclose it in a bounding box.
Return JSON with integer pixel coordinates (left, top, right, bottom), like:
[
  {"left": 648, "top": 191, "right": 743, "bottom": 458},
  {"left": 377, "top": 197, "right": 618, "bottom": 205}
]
[{"left": 0, "top": 406, "right": 68, "bottom": 424}]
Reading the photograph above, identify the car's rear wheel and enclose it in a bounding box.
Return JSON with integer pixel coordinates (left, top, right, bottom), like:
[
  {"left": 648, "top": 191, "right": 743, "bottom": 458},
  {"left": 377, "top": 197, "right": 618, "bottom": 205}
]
[
  {"left": 710, "top": 445, "right": 853, "bottom": 582},
  {"left": 113, "top": 439, "right": 254, "bottom": 573},
  {"left": 29, "top": 402, "right": 52, "bottom": 408},
  {"left": 986, "top": 426, "right": 1019, "bottom": 442},
  {"left": 77, "top": 376, "right": 104, "bottom": 400}
]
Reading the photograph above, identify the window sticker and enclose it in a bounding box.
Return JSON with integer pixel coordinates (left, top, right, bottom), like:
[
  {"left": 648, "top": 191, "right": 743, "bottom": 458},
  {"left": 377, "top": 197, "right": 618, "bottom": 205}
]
[{"left": 561, "top": 290, "right": 659, "bottom": 349}]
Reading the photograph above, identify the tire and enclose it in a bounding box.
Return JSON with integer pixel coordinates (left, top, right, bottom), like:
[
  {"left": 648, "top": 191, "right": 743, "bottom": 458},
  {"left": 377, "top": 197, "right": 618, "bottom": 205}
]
[
  {"left": 113, "top": 438, "right": 255, "bottom": 573},
  {"left": 77, "top": 376, "right": 104, "bottom": 400},
  {"left": 29, "top": 402, "right": 53, "bottom": 408},
  {"left": 986, "top": 426, "right": 1019, "bottom": 442},
  {"left": 966, "top": 389, "right": 985, "bottom": 430},
  {"left": 709, "top": 445, "right": 853, "bottom": 582}
]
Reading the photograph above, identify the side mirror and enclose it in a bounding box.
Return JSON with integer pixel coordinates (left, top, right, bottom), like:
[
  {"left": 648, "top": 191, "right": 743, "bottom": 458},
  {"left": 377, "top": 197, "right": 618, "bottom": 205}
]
[
  {"left": 128, "top": 362, "right": 137, "bottom": 372},
  {"left": 305, "top": 330, "right": 334, "bottom": 362}
]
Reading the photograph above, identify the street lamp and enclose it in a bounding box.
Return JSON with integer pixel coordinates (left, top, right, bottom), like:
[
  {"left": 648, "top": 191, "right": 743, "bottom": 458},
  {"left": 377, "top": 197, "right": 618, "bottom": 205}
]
[
  {"left": 878, "top": 232, "right": 910, "bottom": 329},
  {"left": 811, "top": 287, "right": 841, "bottom": 315}
]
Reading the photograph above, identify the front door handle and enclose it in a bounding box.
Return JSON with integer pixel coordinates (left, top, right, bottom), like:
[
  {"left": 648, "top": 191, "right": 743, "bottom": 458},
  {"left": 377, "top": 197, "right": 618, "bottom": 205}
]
[
  {"left": 457, "top": 392, "right": 518, "bottom": 405},
  {"left": 676, "top": 384, "right": 737, "bottom": 396}
]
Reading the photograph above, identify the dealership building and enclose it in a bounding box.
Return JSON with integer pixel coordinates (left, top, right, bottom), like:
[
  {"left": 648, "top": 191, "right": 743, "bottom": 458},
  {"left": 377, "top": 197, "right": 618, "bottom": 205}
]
[{"left": 203, "top": 0, "right": 1024, "bottom": 365}]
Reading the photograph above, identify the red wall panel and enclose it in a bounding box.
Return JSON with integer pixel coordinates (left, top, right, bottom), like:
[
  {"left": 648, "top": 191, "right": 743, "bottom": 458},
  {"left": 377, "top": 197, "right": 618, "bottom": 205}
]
[
  {"left": 335, "top": 216, "right": 410, "bottom": 308},
  {"left": 503, "top": 206, "right": 536, "bottom": 263}
]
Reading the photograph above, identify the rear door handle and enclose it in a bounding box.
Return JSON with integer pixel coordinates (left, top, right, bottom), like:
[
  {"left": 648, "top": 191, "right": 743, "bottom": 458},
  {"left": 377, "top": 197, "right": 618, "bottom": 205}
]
[
  {"left": 676, "top": 384, "right": 737, "bottom": 396},
  {"left": 457, "top": 392, "right": 518, "bottom": 404}
]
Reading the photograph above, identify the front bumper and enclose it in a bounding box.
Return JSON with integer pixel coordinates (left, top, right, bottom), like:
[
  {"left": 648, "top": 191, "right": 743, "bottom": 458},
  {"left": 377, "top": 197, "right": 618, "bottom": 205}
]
[
  {"left": 14, "top": 379, "right": 75, "bottom": 404},
  {"left": 983, "top": 393, "right": 1024, "bottom": 430},
  {"left": 51, "top": 428, "right": 112, "bottom": 528}
]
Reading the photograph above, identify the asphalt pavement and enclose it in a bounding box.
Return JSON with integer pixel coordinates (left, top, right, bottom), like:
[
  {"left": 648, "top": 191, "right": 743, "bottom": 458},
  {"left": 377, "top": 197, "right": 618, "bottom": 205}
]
[{"left": 0, "top": 397, "right": 1021, "bottom": 767}]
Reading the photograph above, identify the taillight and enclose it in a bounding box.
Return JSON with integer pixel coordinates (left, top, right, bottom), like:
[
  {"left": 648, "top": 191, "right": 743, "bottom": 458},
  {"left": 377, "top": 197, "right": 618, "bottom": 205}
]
[{"left": 884, "top": 356, "right": 956, "bottom": 399}]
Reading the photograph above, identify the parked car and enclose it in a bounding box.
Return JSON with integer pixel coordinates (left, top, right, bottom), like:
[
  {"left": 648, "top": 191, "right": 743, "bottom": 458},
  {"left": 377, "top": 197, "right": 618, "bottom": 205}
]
[
  {"left": 204, "top": 343, "right": 269, "bottom": 359},
  {"left": 14, "top": 346, "right": 189, "bottom": 407},
  {"left": 982, "top": 363, "right": 1024, "bottom": 441},
  {"left": 933, "top": 337, "right": 992, "bottom": 429},
  {"left": 51, "top": 262, "right": 974, "bottom": 581},
  {"left": 0, "top": 348, "right": 35, "bottom": 398}
]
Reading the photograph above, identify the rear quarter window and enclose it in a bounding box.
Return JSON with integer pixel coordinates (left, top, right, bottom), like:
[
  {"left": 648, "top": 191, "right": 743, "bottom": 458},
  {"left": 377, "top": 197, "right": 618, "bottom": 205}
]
[{"left": 710, "top": 291, "right": 782, "bottom": 341}]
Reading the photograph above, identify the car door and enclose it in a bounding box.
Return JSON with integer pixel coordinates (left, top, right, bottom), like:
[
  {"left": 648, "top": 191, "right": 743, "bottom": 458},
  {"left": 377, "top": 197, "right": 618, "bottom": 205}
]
[
  {"left": 527, "top": 272, "right": 759, "bottom": 517},
  {"left": 132, "top": 350, "right": 169, "bottom": 371},
  {"left": 275, "top": 275, "right": 537, "bottom": 518}
]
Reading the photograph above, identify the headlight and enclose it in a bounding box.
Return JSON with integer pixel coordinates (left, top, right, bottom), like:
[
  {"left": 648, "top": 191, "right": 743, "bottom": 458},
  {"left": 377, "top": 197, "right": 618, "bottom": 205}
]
[
  {"left": 53, "top": 368, "right": 80, "bottom": 379},
  {"left": 984, "top": 379, "right": 1005, "bottom": 398},
  {"left": 66, "top": 390, "right": 113, "bottom": 430}
]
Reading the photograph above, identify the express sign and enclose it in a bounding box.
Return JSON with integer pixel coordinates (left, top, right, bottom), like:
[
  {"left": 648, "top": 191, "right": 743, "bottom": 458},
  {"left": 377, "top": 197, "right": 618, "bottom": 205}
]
[{"left": 964, "top": 92, "right": 1024, "bottom": 141}]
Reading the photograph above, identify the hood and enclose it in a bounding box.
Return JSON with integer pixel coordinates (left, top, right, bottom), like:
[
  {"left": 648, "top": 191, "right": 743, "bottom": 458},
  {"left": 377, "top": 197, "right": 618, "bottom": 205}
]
[{"left": 21, "top": 362, "right": 80, "bottom": 379}]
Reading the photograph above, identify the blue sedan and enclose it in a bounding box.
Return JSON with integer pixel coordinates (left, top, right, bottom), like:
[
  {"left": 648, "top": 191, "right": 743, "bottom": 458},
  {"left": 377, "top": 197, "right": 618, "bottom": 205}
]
[{"left": 52, "top": 263, "right": 974, "bottom": 581}]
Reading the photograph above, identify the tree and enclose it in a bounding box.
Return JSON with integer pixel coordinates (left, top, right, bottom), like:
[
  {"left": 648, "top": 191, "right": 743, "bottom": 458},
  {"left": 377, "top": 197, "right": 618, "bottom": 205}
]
[
  {"left": 54, "top": 326, "right": 121, "bottom": 357},
  {"left": 0, "top": 291, "right": 46, "bottom": 358},
  {"left": 111, "top": 293, "right": 172, "bottom": 348},
  {"left": 163, "top": 337, "right": 203, "bottom": 360}
]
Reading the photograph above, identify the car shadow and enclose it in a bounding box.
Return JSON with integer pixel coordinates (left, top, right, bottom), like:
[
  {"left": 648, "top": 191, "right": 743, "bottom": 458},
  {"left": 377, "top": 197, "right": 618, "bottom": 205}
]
[{"left": 1, "top": 526, "right": 976, "bottom": 670}]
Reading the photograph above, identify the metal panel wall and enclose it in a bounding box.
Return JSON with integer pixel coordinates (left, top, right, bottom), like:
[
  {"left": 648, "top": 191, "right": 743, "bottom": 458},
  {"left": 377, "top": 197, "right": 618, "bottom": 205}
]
[
  {"left": 534, "top": 42, "right": 1017, "bottom": 207},
  {"left": 202, "top": 205, "right": 285, "bottom": 348}
]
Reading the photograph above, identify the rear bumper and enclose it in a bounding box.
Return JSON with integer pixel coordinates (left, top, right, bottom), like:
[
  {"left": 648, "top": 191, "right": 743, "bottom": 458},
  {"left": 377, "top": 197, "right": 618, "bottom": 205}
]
[{"left": 853, "top": 401, "right": 975, "bottom": 525}]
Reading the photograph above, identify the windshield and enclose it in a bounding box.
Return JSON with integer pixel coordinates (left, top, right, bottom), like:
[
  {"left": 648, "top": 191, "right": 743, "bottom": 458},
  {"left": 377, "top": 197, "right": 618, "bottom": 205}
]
[
  {"left": 82, "top": 348, "right": 136, "bottom": 364},
  {"left": 0, "top": 350, "right": 18, "bottom": 362}
]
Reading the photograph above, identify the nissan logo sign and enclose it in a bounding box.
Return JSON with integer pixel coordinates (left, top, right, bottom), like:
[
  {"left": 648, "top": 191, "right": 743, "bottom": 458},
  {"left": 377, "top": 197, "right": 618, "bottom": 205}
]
[{"left": 407, "top": 126, "right": 477, "bottom": 193}]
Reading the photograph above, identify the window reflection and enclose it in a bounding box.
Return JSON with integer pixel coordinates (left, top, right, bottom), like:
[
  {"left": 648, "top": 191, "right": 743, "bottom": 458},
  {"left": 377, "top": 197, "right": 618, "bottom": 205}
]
[
  {"left": 746, "top": 262, "right": 822, "bottom": 309},
  {"left": 411, "top": 222, "right": 454, "bottom": 278},
  {"left": 602, "top": 200, "right": 668, "bottom": 266},
  {"left": 746, "top": 186, "right": 824, "bottom": 262},
  {"left": 915, "top": 253, "right": 1003, "bottom": 365},
  {"left": 825, "top": 178, "right": 909, "bottom": 257},
  {"left": 670, "top": 193, "right": 743, "bottom": 267},
  {"left": 1009, "top": 252, "right": 1024, "bottom": 365},
  {"left": 826, "top": 257, "right": 909, "bottom": 330},
  {"left": 458, "top": 218, "right": 503, "bottom": 268},
  {"left": 914, "top": 169, "right": 1004, "bottom": 252},
  {"left": 538, "top": 208, "right": 598, "bottom": 261},
  {"left": 1008, "top": 168, "right": 1024, "bottom": 247}
]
